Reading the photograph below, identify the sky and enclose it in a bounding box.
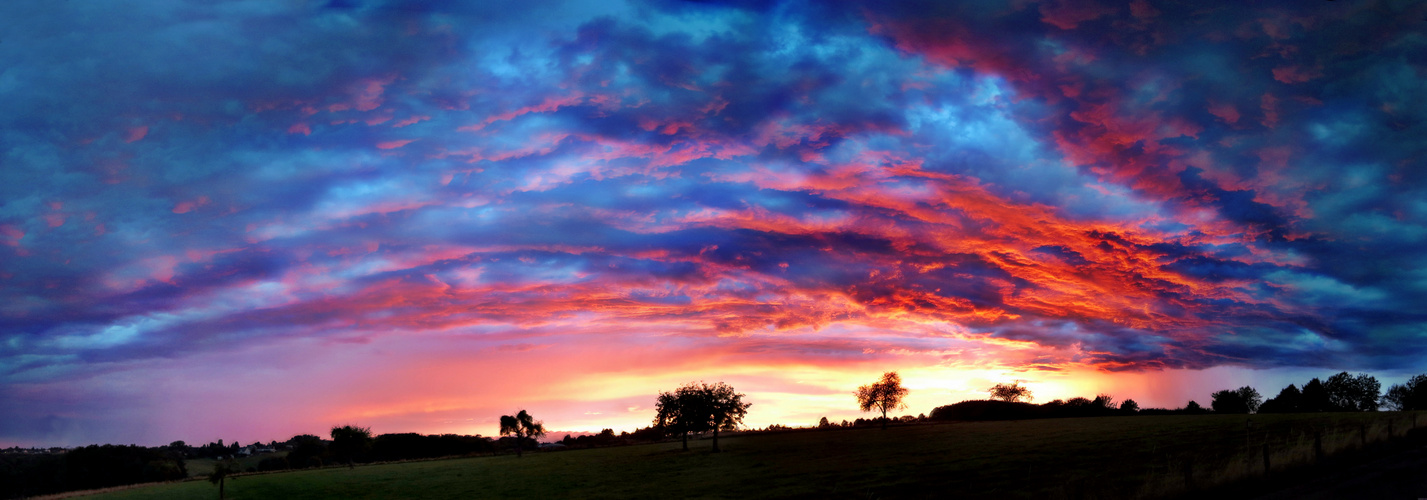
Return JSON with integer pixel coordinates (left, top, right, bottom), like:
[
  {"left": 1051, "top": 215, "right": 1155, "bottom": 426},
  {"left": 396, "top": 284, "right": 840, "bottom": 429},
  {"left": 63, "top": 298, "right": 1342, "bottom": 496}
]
[{"left": 2, "top": 0, "right": 1426, "bottom": 448}]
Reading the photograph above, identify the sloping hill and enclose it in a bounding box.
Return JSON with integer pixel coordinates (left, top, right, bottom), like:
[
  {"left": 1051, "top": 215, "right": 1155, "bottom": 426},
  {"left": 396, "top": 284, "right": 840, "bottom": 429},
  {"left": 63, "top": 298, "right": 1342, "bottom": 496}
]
[{"left": 82, "top": 412, "right": 1426, "bottom": 499}]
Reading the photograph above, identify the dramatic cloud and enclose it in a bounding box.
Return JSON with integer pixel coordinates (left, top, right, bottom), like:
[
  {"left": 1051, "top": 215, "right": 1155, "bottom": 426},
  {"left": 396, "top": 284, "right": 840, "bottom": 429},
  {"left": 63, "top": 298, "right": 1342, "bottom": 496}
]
[{"left": 2, "top": 0, "right": 1424, "bottom": 446}]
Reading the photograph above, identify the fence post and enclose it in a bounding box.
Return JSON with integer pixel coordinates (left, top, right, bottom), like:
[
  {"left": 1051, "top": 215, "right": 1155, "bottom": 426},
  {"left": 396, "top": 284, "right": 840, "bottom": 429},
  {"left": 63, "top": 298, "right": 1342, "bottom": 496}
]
[
  {"left": 1314, "top": 430, "right": 1324, "bottom": 463},
  {"left": 1245, "top": 419, "right": 1252, "bottom": 459},
  {"left": 1182, "top": 455, "right": 1195, "bottom": 492},
  {"left": 1262, "top": 441, "right": 1271, "bottom": 476}
]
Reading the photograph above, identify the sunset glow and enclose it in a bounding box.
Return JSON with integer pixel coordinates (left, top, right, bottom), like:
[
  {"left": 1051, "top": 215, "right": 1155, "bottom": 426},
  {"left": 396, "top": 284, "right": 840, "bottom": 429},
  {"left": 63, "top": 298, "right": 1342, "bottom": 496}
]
[{"left": 3, "top": 1, "right": 1425, "bottom": 447}]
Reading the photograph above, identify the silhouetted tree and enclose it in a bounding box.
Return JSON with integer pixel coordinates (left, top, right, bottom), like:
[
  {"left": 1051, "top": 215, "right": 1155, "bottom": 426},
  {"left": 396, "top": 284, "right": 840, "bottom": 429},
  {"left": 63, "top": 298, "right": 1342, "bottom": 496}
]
[
  {"left": 2, "top": 444, "right": 188, "bottom": 497},
  {"left": 818, "top": 416, "right": 831, "bottom": 428},
  {"left": 499, "top": 410, "right": 545, "bottom": 458},
  {"left": 1093, "top": 393, "right": 1116, "bottom": 410},
  {"left": 1384, "top": 374, "right": 1427, "bottom": 411},
  {"left": 655, "top": 386, "right": 700, "bottom": 451},
  {"left": 285, "top": 435, "right": 326, "bottom": 469},
  {"left": 1301, "top": 378, "right": 1332, "bottom": 411},
  {"left": 1325, "top": 372, "right": 1381, "bottom": 411},
  {"left": 362, "top": 432, "right": 496, "bottom": 461},
  {"left": 209, "top": 459, "right": 239, "bottom": 500},
  {"left": 1184, "top": 400, "right": 1206, "bottom": 414},
  {"left": 699, "top": 381, "right": 751, "bottom": 452},
  {"left": 168, "top": 441, "right": 188, "bottom": 457},
  {"left": 1259, "top": 384, "right": 1304, "bottom": 414},
  {"left": 988, "top": 382, "right": 1033, "bottom": 402},
  {"left": 1210, "top": 386, "right": 1261, "bottom": 414},
  {"left": 329, "top": 425, "right": 372, "bottom": 468},
  {"left": 930, "top": 400, "right": 1039, "bottom": 421},
  {"left": 1120, "top": 399, "right": 1139, "bottom": 413},
  {"left": 657, "top": 381, "right": 751, "bottom": 452},
  {"left": 1211, "top": 389, "right": 1245, "bottom": 413},
  {"left": 857, "top": 371, "right": 909, "bottom": 429}
]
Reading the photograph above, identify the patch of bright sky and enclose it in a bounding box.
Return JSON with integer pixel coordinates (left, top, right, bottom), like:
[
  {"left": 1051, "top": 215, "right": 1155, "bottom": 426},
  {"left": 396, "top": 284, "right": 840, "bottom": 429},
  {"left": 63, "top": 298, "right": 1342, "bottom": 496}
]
[
  {"left": 1, "top": 354, "right": 82, "bottom": 384},
  {"left": 638, "top": 1, "right": 751, "bottom": 45},
  {"left": 312, "top": 177, "right": 428, "bottom": 221},
  {"left": 1263, "top": 269, "right": 1390, "bottom": 309},
  {"left": 1308, "top": 115, "right": 1368, "bottom": 148},
  {"left": 902, "top": 78, "right": 1168, "bottom": 224},
  {"left": 1217, "top": 327, "right": 1350, "bottom": 354}
]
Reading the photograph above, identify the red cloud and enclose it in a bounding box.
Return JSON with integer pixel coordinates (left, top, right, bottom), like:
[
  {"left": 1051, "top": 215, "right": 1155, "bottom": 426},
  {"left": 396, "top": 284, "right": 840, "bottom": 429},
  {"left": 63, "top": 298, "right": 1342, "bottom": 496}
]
[
  {"left": 124, "top": 126, "right": 148, "bottom": 143},
  {"left": 172, "top": 196, "right": 210, "bottom": 214},
  {"left": 1039, "top": 0, "right": 1117, "bottom": 30},
  {"left": 377, "top": 139, "right": 417, "bottom": 150}
]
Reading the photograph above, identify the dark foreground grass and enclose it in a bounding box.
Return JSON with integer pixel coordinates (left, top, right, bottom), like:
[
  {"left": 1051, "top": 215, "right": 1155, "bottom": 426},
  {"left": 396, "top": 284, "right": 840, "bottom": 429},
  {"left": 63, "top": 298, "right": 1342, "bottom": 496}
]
[{"left": 85, "top": 411, "right": 1425, "bottom": 499}]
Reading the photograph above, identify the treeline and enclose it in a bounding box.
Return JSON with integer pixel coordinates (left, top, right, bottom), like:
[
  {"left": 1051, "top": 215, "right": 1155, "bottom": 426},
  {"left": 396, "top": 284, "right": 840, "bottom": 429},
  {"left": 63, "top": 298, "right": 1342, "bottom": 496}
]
[
  {"left": 927, "top": 371, "right": 1427, "bottom": 424},
  {"left": 0, "top": 430, "right": 512, "bottom": 499},
  {"left": 1201, "top": 371, "right": 1427, "bottom": 415},
  {"left": 0, "top": 444, "right": 187, "bottom": 499},
  {"left": 930, "top": 396, "right": 1140, "bottom": 422},
  {"left": 259, "top": 428, "right": 506, "bottom": 472},
  {"left": 1255, "top": 372, "right": 1427, "bottom": 413},
  {"left": 556, "top": 426, "right": 665, "bottom": 449}
]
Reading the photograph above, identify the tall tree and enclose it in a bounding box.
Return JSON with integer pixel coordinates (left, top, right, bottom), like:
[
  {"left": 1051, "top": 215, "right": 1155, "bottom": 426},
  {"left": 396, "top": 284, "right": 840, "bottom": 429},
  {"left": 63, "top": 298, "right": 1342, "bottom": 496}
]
[
  {"left": 699, "top": 381, "right": 751, "bottom": 453},
  {"left": 1301, "top": 378, "right": 1331, "bottom": 412},
  {"left": 987, "top": 382, "right": 1033, "bottom": 402},
  {"left": 1324, "top": 372, "right": 1381, "bottom": 411},
  {"left": 285, "top": 434, "right": 326, "bottom": 468},
  {"left": 655, "top": 387, "right": 696, "bottom": 451},
  {"left": 1183, "top": 400, "right": 1205, "bottom": 413},
  {"left": 856, "top": 371, "right": 909, "bottom": 429},
  {"left": 1093, "top": 393, "right": 1117, "bottom": 410},
  {"left": 1259, "top": 384, "right": 1303, "bottom": 414},
  {"left": 499, "top": 410, "right": 546, "bottom": 458},
  {"left": 655, "top": 381, "right": 751, "bottom": 453},
  {"left": 1210, "top": 386, "right": 1261, "bottom": 414},
  {"left": 1383, "top": 374, "right": 1427, "bottom": 411},
  {"left": 329, "top": 425, "right": 372, "bottom": 468}
]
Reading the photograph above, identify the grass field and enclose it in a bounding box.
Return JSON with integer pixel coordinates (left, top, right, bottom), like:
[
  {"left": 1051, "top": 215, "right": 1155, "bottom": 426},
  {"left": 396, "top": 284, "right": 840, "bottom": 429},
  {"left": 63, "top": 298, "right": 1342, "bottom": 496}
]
[
  {"left": 82, "top": 411, "right": 1425, "bottom": 499},
  {"left": 184, "top": 452, "right": 288, "bottom": 479}
]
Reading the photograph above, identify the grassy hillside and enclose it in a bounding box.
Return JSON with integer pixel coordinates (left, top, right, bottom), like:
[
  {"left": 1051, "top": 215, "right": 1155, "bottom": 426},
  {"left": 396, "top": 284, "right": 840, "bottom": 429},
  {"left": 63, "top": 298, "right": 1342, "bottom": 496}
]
[
  {"left": 184, "top": 452, "right": 287, "bottom": 479},
  {"left": 85, "top": 412, "right": 1424, "bottom": 499}
]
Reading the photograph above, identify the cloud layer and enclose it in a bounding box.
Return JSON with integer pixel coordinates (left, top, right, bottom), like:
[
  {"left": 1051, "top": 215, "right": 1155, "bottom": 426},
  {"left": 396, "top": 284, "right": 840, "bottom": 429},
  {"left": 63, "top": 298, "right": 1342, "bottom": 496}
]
[{"left": 2, "top": 0, "right": 1425, "bottom": 445}]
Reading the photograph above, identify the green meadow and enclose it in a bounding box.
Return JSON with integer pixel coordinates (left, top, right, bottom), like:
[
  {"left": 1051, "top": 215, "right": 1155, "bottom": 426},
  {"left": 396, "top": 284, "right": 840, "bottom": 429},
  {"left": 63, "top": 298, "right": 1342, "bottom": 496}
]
[{"left": 84, "top": 412, "right": 1423, "bottom": 499}]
